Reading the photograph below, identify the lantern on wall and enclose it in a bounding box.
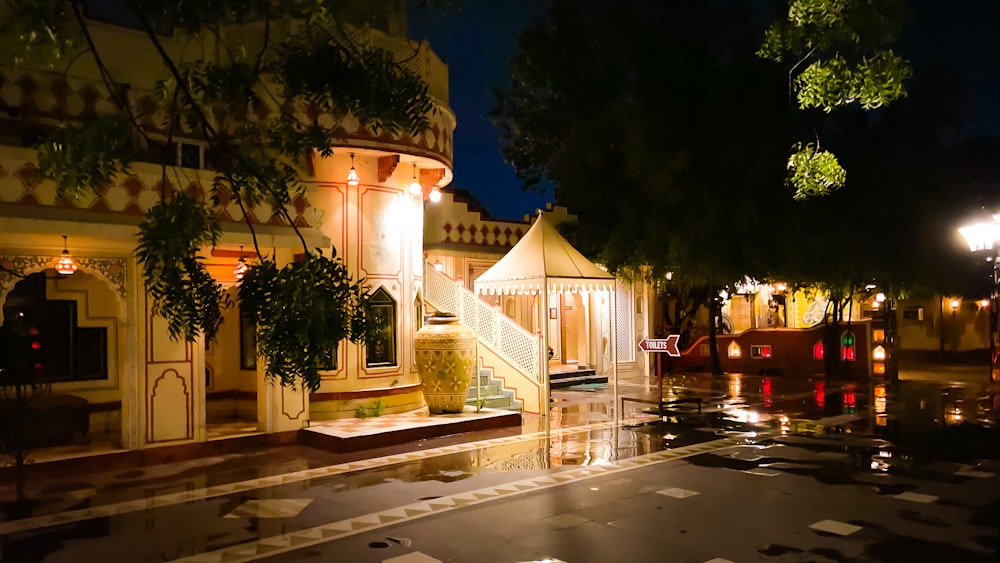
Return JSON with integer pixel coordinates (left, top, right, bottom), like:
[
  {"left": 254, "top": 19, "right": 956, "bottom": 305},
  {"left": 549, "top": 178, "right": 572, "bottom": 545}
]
[{"left": 54, "top": 235, "right": 78, "bottom": 276}]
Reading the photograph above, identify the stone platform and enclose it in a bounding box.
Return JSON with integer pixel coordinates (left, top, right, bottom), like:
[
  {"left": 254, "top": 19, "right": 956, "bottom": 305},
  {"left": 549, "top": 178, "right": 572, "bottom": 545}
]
[{"left": 300, "top": 406, "right": 522, "bottom": 452}]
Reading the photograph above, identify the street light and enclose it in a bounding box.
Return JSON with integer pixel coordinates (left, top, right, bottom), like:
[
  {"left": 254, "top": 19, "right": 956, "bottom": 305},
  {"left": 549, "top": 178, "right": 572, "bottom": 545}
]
[{"left": 958, "top": 211, "right": 1000, "bottom": 383}]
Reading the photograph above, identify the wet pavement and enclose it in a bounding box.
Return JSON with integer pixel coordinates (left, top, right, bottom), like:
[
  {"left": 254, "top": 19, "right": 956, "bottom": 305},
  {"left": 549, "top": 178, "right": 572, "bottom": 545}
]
[{"left": 0, "top": 369, "right": 997, "bottom": 562}]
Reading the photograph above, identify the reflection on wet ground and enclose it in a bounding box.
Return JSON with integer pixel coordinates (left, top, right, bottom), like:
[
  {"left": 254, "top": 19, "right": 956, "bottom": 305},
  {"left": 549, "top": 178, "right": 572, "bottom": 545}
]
[{"left": 0, "top": 371, "right": 997, "bottom": 562}]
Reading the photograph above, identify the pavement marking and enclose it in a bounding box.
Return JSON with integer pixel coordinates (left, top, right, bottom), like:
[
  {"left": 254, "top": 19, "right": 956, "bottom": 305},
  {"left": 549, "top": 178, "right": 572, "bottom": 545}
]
[
  {"left": 383, "top": 552, "right": 442, "bottom": 563},
  {"left": 955, "top": 466, "right": 995, "bottom": 479},
  {"left": 0, "top": 419, "right": 629, "bottom": 536},
  {"left": 892, "top": 492, "right": 938, "bottom": 503},
  {"left": 809, "top": 519, "right": 862, "bottom": 536},
  {"left": 224, "top": 498, "right": 314, "bottom": 519},
  {"left": 168, "top": 436, "right": 747, "bottom": 562},
  {"left": 743, "top": 468, "right": 781, "bottom": 477},
  {"left": 656, "top": 487, "right": 700, "bottom": 499}
]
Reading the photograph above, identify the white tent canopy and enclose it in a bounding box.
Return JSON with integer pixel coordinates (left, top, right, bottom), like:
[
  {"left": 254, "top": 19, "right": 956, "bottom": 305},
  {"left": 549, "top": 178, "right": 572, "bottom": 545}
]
[
  {"left": 474, "top": 211, "right": 618, "bottom": 420},
  {"left": 474, "top": 211, "right": 614, "bottom": 295}
]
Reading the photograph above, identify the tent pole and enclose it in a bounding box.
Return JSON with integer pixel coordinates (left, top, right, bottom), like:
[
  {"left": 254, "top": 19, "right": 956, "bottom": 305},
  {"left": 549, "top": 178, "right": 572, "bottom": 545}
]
[
  {"left": 612, "top": 284, "right": 619, "bottom": 425},
  {"left": 541, "top": 284, "right": 550, "bottom": 423}
]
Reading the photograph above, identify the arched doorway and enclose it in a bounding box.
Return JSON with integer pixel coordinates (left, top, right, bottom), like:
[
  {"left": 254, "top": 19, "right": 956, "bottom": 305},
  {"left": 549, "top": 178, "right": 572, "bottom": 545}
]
[
  {"left": 560, "top": 292, "right": 586, "bottom": 365},
  {"left": 1, "top": 269, "right": 124, "bottom": 452},
  {"left": 203, "top": 286, "right": 261, "bottom": 439}
]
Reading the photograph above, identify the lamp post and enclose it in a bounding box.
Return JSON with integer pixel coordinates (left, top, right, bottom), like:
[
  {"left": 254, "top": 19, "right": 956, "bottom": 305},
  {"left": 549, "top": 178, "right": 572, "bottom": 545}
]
[{"left": 958, "top": 211, "right": 1000, "bottom": 383}]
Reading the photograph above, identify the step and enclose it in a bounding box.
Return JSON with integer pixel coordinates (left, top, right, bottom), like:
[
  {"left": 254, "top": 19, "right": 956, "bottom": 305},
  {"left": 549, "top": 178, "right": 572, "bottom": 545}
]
[
  {"left": 467, "top": 384, "right": 501, "bottom": 398},
  {"left": 465, "top": 395, "right": 512, "bottom": 409},
  {"left": 550, "top": 368, "right": 607, "bottom": 389}
]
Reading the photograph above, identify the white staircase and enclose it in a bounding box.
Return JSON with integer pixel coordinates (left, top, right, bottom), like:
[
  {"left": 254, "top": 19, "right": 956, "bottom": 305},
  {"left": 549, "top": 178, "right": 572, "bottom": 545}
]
[{"left": 424, "top": 262, "right": 544, "bottom": 414}]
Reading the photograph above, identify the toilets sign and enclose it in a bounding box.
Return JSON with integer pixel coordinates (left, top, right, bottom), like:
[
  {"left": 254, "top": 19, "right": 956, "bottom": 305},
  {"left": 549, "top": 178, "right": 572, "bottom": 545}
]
[{"left": 637, "top": 336, "right": 681, "bottom": 357}]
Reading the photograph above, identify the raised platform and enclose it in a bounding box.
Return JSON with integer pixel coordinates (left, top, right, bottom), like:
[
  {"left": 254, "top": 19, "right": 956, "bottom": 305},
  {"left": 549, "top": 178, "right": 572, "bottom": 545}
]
[{"left": 300, "top": 407, "right": 522, "bottom": 453}]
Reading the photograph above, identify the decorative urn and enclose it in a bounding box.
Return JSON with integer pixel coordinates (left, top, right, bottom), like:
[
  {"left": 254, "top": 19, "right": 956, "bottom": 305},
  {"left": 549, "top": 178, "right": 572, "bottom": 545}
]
[{"left": 414, "top": 312, "right": 476, "bottom": 414}]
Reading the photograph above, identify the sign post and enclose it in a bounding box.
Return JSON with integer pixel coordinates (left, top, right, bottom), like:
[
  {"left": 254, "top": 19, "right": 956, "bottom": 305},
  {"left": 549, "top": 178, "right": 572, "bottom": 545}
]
[{"left": 637, "top": 336, "right": 681, "bottom": 419}]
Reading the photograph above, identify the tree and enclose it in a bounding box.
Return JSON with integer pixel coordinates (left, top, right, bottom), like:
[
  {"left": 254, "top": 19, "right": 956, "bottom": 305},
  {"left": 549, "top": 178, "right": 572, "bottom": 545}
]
[
  {"left": 758, "top": 0, "right": 912, "bottom": 200},
  {"left": 0, "top": 0, "right": 438, "bottom": 391},
  {"left": 493, "top": 0, "right": 794, "bottom": 374}
]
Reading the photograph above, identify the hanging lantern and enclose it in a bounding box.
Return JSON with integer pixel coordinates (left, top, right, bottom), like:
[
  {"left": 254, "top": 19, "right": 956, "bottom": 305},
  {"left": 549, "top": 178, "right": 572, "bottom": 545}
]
[
  {"left": 54, "top": 235, "right": 78, "bottom": 276},
  {"left": 346, "top": 153, "right": 360, "bottom": 186},
  {"left": 234, "top": 246, "right": 248, "bottom": 280},
  {"left": 407, "top": 163, "right": 422, "bottom": 195},
  {"left": 429, "top": 185, "right": 441, "bottom": 202}
]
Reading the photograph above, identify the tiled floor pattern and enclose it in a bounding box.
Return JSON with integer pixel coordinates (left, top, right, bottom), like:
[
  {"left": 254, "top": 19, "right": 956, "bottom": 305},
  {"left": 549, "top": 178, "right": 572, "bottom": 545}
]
[
  {"left": 808, "top": 519, "right": 863, "bottom": 536},
  {"left": 0, "top": 419, "right": 625, "bottom": 535},
  {"left": 224, "top": 498, "right": 314, "bottom": 519},
  {"left": 893, "top": 491, "right": 939, "bottom": 503},
  {"left": 656, "top": 487, "right": 700, "bottom": 499},
  {"left": 170, "top": 437, "right": 741, "bottom": 562}
]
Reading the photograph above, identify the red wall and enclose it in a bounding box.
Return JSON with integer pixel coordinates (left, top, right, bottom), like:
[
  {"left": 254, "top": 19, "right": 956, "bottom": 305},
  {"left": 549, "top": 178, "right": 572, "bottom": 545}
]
[{"left": 668, "top": 323, "right": 872, "bottom": 378}]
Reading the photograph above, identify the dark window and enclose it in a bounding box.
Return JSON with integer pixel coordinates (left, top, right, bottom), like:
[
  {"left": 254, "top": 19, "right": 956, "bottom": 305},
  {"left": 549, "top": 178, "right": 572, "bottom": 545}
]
[
  {"left": 366, "top": 287, "right": 397, "bottom": 368},
  {"left": 179, "top": 142, "right": 202, "bottom": 168},
  {"left": 320, "top": 341, "right": 340, "bottom": 371},
  {"left": 2, "top": 272, "right": 108, "bottom": 381},
  {"left": 239, "top": 305, "right": 257, "bottom": 371}
]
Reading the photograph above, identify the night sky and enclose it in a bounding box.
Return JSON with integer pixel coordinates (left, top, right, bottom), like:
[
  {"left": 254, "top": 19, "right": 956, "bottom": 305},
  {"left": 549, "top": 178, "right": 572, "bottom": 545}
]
[
  {"left": 409, "top": 0, "right": 551, "bottom": 221},
  {"left": 409, "top": 0, "right": 1000, "bottom": 221}
]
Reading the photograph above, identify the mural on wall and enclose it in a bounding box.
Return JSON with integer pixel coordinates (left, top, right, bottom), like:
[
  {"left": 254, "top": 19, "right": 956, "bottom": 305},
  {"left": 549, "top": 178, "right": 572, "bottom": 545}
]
[
  {"left": 801, "top": 296, "right": 829, "bottom": 327},
  {"left": 362, "top": 191, "right": 402, "bottom": 275}
]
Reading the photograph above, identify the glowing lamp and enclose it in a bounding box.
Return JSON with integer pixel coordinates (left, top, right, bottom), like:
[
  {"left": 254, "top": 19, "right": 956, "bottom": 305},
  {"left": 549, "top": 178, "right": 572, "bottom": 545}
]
[
  {"left": 872, "top": 345, "right": 886, "bottom": 361},
  {"left": 233, "top": 246, "right": 248, "bottom": 280},
  {"left": 727, "top": 341, "right": 741, "bottom": 359},
  {"left": 958, "top": 213, "right": 1000, "bottom": 252},
  {"left": 54, "top": 235, "right": 78, "bottom": 275},
  {"left": 407, "top": 163, "right": 422, "bottom": 195},
  {"left": 429, "top": 186, "right": 441, "bottom": 202},
  {"left": 346, "top": 153, "right": 360, "bottom": 186}
]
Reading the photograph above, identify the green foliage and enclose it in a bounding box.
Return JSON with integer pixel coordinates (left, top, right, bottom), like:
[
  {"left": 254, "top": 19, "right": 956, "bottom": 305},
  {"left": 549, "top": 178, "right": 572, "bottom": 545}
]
[
  {"left": 35, "top": 114, "right": 136, "bottom": 200},
  {"left": 786, "top": 142, "right": 847, "bottom": 199},
  {"left": 795, "top": 51, "right": 910, "bottom": 111},
  {"left": 354, "top": 400, "right": 386, "bottom": 418},
  {"left": 136, "top": 196, "right": 230, "bottom": 342},
  {"left": 758, "top": 0, "right": 910, "bottom": 198},
  {"left": 274, "top": 30, "right": 434, "bottom": 137},
  {"left": 0, "top": 0, "right": 79, "bottom": 67},
  {"left": 238, "top": 251, "right": 383, "bottom": 392},
  {"left": 494, "top": 1, "right": 790, "bottom": 281},
  {"left": 0, "top": 0, "right": 441, "bottom": 390}
]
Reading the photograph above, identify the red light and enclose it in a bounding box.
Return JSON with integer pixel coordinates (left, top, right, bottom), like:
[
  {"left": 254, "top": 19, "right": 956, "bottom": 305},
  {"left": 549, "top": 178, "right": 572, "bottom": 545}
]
[
  {"left": 815, "top": 381, "right": 825, "bottom": 408},
  {"left": 813, "top": 341, "right": 824, "bottom": 360},
  {"left": 762, "top": 377, "right": 772, "bottom": 407},
  {"left": 843, "top": 391, "right": 856, "bottom": 408},
  {"left": 841, "top": 346, "right": 855, "bottom": 361},
  {"left": 31, "top": 341, "right": 41, "bottom": 349},
  {"left": 762, "top": 346, "right": 772, "bottom": 359}
]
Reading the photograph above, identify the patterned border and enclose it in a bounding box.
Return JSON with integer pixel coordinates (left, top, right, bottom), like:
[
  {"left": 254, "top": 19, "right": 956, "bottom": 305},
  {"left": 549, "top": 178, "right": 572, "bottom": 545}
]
[
  {"left": 0, "top": 420, "right": 726, "bottom": 536},
  {"left": 171, "top": 436, "right": 743, "bottom": 562},
  {"left": 0, "top": 254, "right": 127, "bottom": 298}
]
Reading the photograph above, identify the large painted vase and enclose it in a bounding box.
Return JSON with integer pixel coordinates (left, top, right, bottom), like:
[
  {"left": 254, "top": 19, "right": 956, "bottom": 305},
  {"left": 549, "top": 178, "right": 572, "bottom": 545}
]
[{"left": 414, "top": 312, "right": 476, "bottom": 414}]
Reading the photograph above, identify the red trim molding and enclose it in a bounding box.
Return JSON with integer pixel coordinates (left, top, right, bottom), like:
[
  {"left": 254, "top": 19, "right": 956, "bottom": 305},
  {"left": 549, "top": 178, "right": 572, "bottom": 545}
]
[{"left": 310, "top": 383, "right": 421, "bottom": 402}]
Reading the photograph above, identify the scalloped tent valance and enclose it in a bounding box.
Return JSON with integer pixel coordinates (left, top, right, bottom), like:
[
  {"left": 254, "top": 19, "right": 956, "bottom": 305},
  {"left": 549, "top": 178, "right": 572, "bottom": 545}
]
[{"left": 474, "top": 212, "right": 614, "bottom": 295}]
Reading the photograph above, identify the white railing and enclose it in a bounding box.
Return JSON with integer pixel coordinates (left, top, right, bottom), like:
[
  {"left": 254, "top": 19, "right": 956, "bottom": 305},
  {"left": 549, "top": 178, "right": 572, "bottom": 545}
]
[{"left": 424, "top": 262, "right": 541, "bottom": 383}]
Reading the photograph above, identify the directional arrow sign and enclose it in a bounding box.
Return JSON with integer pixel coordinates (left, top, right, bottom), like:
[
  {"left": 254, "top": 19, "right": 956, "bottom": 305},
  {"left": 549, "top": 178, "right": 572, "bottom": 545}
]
[{"left": 637, "top": 336, "right": 681, "bottom": 357}]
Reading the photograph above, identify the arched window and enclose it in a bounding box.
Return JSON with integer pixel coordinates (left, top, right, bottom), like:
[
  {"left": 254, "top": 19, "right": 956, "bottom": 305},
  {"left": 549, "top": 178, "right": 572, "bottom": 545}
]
[{"left": 366, "top": 286, "right": 397, "bottom": 368}]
